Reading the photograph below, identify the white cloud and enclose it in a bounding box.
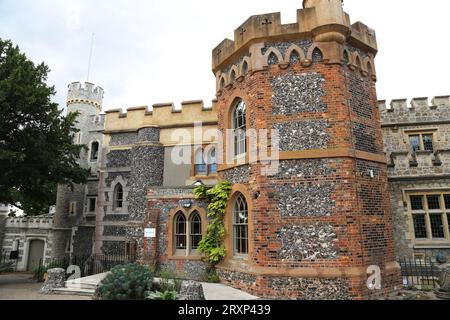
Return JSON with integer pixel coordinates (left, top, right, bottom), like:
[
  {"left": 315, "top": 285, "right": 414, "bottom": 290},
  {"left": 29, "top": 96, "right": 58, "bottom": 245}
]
[{"left": 1, "top": 0, "right": 449, "bottom": 111}]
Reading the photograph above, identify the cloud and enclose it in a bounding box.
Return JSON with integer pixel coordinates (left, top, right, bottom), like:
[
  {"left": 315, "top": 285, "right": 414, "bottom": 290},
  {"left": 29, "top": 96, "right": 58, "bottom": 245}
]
[{"left": 1, "top": 0, "right": 449, "bottom": 112}]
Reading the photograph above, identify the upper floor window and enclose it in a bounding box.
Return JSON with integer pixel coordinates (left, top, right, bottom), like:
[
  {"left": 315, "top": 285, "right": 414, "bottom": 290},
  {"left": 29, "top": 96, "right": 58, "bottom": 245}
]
[
  {"left": 86, "top": 197, "right": 97, "bottom": 214},
  {"left": 113, "top": 183, "right": 124, "bottom": 210},
  {"left": 194, "top": 147, "right": 217, "bottom": 176},
  {"left": 90, "top": 141, "right": 99, "bottom": 161},
  {"left": 69, "top": 201, "right": 77, "bottom": 216},
  {"left": 409, "top": 133, "right": 434, "bottom": 153},
  {"left": 409, "top": 193, "right": 450, "bottom": 241},
  {"left": 233, "top": 193, "right": 249, "bottom": 256},
  {"left": 232, "top": 100, "right": 247, "bottom": 157}
]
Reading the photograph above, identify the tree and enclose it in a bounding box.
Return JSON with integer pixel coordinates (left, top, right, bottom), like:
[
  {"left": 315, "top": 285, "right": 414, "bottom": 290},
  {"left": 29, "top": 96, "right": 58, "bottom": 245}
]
[{"left": 0, "top": 38, "right": 90, "bottom": 216}]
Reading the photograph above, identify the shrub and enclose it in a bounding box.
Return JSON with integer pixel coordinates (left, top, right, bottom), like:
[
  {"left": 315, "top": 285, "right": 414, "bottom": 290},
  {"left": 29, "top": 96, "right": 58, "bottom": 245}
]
[
  {"left": 159, "top": 268, "right": 182, "bottom": 293},
  {"left": 96, "top": 263, "right": 153, "bottom": 300},
  {"left": 146, "top": 290, "right": 178, "bottom": 300},
  {"left": 32, "top": 261, "right": 65, "bottom": 282}
]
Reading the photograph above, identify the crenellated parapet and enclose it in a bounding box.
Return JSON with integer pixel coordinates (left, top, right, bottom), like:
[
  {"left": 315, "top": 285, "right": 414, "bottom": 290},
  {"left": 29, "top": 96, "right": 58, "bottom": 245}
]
[
  {"left": 67, "top": 82, "right": 104, "bottom": 111},
  {"left": 212, "top": 2, "right": 376, "bottom": 70},
  {"left": 379, "top": 96, "right": 450, "bottom": 126},
  {"left": 212, "top": 2, "right": 378, "bottom": 93},
  {"left": 6, "top": 215, "right": 54, "bottom": 229},
  {"left": 104, "top": 99, "right": 218, "bottom": 132}
]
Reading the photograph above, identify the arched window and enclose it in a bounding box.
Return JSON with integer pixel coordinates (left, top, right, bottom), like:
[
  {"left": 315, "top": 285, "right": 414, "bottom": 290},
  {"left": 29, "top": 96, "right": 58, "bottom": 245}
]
[
  {"left": 233, "top": 193, "right": 249, "bottom": 256},
  {"left": 190, "top": 211, "right": 202, "bottom": 250},
  {"left": 230, "top": 70, "right": 236, "bottom": 83},
  {"left": 195, "top": 148, "right": 207, "bottom": 176},
  {"left": 113, "top": 183, "right": 123, "bottom": 210},
  {"left": 207, "top": 147, "right": 217, "bottom": 175},
  {"left": 232, "top": 100, "right": 247, "bottom": 157},
  {"left": 175, "top": 212, "right": 187, "bottom": 251},
  {"left": 242, "top": 61, "right": 249, "bottom": 75},
  {"left": 90, "top": 141, "right": 99, "bottom": 161}
]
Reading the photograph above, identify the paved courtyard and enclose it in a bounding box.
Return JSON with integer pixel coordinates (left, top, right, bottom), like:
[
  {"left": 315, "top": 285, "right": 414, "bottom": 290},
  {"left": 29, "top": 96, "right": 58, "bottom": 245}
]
[{"left": 0, "top": 273, "right": 91, "bottom": 300}]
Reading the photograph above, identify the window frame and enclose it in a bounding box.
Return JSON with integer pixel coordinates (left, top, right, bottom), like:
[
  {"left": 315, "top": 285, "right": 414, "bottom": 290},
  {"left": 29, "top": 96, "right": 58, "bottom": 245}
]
[
  {"left": 113, "top": 183, "right": 124, "bottom": 211},
  {"left": 407, "top": 131, "right": 435, "bottom": 153},
  {"left": 408, "top": 192, "right": 450, "bottom": 242},
  {"left": 89, "top": 141, "right": 100, "bottom": 162},
  {"left": 69, "top": 201, "right": 77, "bottom": 216},
  {"left": 231, "top": 99, "right": 247, "bottom": 158},
  {"left": 193, "top": 146, "right": 217, "bottom": 177},
  {"left": 170, "top": 208, "right": 206, "bottom": 259},
  {"left": 233, "top": 193, "right": 249, "bottom": 258},
  {"left": 86, "top": 196, "right": 97, "bottom": 215}
]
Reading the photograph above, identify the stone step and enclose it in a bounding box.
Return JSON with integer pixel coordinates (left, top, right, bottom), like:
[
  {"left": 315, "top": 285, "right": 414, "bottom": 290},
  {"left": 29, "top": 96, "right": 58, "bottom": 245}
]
[
  {"left": 51, "top": 287, "right": 95, "bottom": 297},
  {"left": 66, "top": 282, "right": 98, "bottom": 291}
]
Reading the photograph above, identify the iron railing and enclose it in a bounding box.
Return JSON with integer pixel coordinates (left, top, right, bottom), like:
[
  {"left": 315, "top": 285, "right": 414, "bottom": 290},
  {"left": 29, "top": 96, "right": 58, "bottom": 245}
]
[
  {"left": 37, "top": 254, "right": 136, "bottom": 279},
  {"left": 399, "top": 256, "right": 440, "bottom": 289}
]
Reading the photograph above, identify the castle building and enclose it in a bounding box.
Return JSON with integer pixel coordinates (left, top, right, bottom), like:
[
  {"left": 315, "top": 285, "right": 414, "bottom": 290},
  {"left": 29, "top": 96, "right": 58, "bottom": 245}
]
[
  {"left": 51, "top": 1, "right": 412, "bottom": 299},
  {"left": 380, "top": 97, "right": 450, "bottom": 261}
]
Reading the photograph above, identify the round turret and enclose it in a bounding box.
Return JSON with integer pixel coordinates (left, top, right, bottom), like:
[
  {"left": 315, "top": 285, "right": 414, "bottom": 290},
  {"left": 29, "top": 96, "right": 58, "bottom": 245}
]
[
  {"left": 303, "top": 0, "right": 350, "bottom": 43},
  {"left": 67, "top": 82, "right": 104, "bottom": 112}
]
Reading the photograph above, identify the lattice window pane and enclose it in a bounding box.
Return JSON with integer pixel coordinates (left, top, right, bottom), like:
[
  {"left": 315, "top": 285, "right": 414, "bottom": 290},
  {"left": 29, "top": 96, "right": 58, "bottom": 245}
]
[
  {"left": 175, "top": 213, "right": 186, "bottom": 250},
  {"left": 190, "top": 212, "right": 202, "bottom": 250},
  {"left": 413, "top": 214, "right": 427, "bottom": 239},
  {"left": 430, "top": 214, "right": 445, "bottom": 238},
  {"left": 427, "top": 195, "right": 441, "bottom": 210},
  {"left": 410, "top": 196, "right": 424, "bottom": 211},
  {"left": 409, "top": 135, "right": 421, "bottom": 152},
  {"left": 422, "top": 134, "right": 434, "bottom": 152},
  {"left": 444, "top": 195, "right": 450, "bottom": 210},
  {"left": 233, "top": 193, "right": 249, "bottom": 255}
]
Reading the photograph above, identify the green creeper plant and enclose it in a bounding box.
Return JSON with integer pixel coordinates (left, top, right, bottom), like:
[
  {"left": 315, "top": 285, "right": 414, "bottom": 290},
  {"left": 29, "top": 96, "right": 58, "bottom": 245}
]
[{"left": 193, "top": 181, "right": 232, "bottom": 267}]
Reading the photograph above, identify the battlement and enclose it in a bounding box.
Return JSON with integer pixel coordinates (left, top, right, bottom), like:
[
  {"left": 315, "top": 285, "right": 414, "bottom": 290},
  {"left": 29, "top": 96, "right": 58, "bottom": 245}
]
[
  {"left": 212, "top": 4, "right": 377, "bottom": 71},
  {"left": 67, "top": 82, "right": 104, "bottom": 111},
  {"left": 104, "top": 99, "right": 218, "bottom": 132},
  {"left": 379, "top": 96, "right": 450, "bottom": 126},
  {"left": 6, "top": 215, "right": 54, "bottom": 229}
]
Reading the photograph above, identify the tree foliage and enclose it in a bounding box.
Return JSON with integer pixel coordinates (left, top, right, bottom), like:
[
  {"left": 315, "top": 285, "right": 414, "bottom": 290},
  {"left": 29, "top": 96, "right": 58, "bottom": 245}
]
[{"left": 0, "top": 38, "right": 89, "bottom": 215}]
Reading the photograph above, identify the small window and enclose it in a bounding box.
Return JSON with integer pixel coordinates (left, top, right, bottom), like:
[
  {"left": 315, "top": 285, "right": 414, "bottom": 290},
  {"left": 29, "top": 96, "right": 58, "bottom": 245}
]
[
  {"left": 190, "top": 212, "right": 202, "bottom": 250},
  {"left": 242, "top": 61, "right": 249, "bottom": 75},
  {"left": 409, "top": 133, "right": 434, "bottom": 153},
  {"left": 444, "top": 195, "right": 450, "bottom": 210},
  {"left": 427, "top": 195, "right": 441, "bottom": 210},
  {"left": 232, "top": 100, "right": 247, "bottom": 157},
  {"left": 233, "top": 193, "right": 249, "bottom": 256},
  {"left": 74, "top": 132, "right": 82, "bottom": 145},
  {"left": 175, "top": 212, "right": 186, "bottom": 251},
  {"left": 90, "top": 141, "right": 99, "bottom": 161},
  {"left": 195, "top": 148, "right": 207, "bottom": 176},
  {"left": 69, "top": 202, "right": 77, "bottom": 215},
  {"left": 430, "top": 214, "right": 445, "bottom": 238},
  {"left": 410, "top": 196, "right": 424, "bottom": 211},
  {"left": 87, "top": 197, "right": 97, "bottom": 213},
  {"left": 65, "top": 236, "right": 71, "bottom": 253},
  {"left": 413, "top": 214, "right": 427, "bottom": 239},
  {"left": 113, "top": 184, "right": 124, "bottom": 210},
  {"left": 207, "top": 148, "right": 217, "bottom": 175}
]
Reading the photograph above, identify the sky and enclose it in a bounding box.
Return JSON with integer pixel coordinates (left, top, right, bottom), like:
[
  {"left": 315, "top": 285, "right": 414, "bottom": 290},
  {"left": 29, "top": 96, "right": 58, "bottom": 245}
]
[{"left": 0, "top": 0, "right": 449, "bottom": 112}]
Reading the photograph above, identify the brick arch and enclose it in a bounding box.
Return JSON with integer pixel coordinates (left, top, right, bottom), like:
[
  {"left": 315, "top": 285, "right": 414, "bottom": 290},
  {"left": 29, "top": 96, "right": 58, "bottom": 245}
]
[{"left": 223, "top": 184, "right": 254, "bottom": 261}]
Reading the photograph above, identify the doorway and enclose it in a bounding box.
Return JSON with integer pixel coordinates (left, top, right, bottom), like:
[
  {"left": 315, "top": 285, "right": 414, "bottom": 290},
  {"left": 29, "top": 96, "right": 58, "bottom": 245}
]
[{"left": 27, "top": 240, "right": 45, "bottom": 271}]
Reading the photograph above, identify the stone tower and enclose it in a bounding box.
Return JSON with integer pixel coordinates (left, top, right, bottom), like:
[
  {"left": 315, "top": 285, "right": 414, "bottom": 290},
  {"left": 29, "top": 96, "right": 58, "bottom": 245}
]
[
  {"left": 213, "top": 1, "right": 401, "bottom": 299},
  {"left": 52, "top": 82, "right": 104, "bottom": 260}
]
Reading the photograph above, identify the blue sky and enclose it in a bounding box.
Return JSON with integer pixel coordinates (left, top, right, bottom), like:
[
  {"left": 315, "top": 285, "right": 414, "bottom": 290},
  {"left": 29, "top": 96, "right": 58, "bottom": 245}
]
[{"left": 1, "top": 0, "right": 449, "bottom": 111}]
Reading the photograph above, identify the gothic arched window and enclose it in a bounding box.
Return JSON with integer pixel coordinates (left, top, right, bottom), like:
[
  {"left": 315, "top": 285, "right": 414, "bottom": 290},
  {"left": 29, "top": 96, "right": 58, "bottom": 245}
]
[
  {"left": 190, "top": 211, "right": 202, "bottom": 250},
  {"left": 113, "top": 183, "right": 123, "bottom": 210},
  {"left": 195, "top": 148, "right": 207, "bottom": 176},
  {"left": 175, "top": 212, "right": 187, "bottom": 251},
  {"left": 233, "top": 193, "right": 249, "bottom": 256},
  {"left": 232, "top": 100, "right": 247, "bottom": 157}
]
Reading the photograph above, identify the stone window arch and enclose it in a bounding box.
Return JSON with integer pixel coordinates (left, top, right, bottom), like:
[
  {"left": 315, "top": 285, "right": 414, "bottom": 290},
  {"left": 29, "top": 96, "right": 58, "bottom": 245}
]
[
  {"left": 174, "top": 211, "right": 187, "bottom": 252},
  {"left": 242, "top": 60, "right": 249, "bottom": 75},
  {"left": 233, "top": 192, "right": 249, "bottom": 256},
  {"left": 113, "top": 183, "right": 124, "bottom": 210},
  {"left": 231, "top": 99, "right": 247, "bottom": 157},
  {"left": 190, "top": 211, "right": 202, "bottom": 251},
  {"left": 230, "top": 69, "right": 237, "bottom": 83}
]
